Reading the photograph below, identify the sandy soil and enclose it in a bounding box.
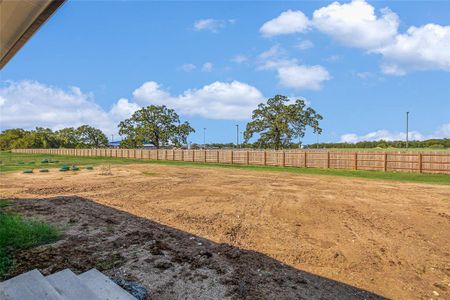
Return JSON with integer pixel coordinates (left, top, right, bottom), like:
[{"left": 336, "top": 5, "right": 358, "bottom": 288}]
[{"left": 1, "top": 164, "right": 449, "bottom": 299}]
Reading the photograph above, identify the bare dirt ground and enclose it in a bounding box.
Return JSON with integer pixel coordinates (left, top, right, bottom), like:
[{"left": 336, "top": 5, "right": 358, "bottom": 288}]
[{"left": 1, "top": 164, "right": 449, "bottom": 299}]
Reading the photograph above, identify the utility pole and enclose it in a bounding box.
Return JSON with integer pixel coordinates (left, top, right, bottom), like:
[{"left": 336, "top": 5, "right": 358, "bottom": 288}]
[
  {"left": 406, "top": 111, "right": 409, "bottom": 148},
  {"left": 203, "top": 127, "right": 206, "bottom": 148},
  {"left": 236, "top": 124, "right": 239, "bottom": 148}
]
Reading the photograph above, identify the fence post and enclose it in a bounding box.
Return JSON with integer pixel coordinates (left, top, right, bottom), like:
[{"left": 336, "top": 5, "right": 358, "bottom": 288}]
[
  {"left": 246, "top": 151, "right": 250, "bottom": 165},
  {"left": 384, "top": 153, "right": 388, "bottom": 172},
  {"left": 217, "top": 150, "right": 219, "bottom": 163},
  {"left": 418, "top": 153, "right": 422, "bottom": 173},
  {"left": 264, "top": 151, "right": 267, "bottom": 166},
  {"left": 181, "top": 150, "right": 184, "bottom": 161},
  {"left": 327, "top": 151, "right": 330, "bottom": 168},
  {"left": 282, "top": 151, "right": 285, "bottom": 167},
  {"left": 231, "top": 151, "right": 234, "bottom": 164},
  {"left": 354, "top": 152, "right": 358, "bottom": 170},
  {"left": 304, "top": 152, "right": 307, "bottom": 168}
]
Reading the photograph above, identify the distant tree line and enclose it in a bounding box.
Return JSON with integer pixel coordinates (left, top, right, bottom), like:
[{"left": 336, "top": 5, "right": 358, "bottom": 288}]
[
  {"left": 304, "top": 139, "right": 450, "bottom": 149},
  {"left": 0, "top": 125, "right": 109, "bottom": 150}
]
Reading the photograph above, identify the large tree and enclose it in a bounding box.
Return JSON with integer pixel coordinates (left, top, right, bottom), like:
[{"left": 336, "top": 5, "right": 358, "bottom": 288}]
[
  {"left": 244, "top": 95, "right": 322, "bottom": 149},
  {"left": 0, "top": 129, "right": 27, "bottom": 150},
  {"left": 55, "top": 127, "right": 79, "bottom": 148},
  {"left": 118, "top": 105, "right": 194, "bottom": 148},
  {"left": 76, "top": 125, "right": 109, "bottom": 148}
]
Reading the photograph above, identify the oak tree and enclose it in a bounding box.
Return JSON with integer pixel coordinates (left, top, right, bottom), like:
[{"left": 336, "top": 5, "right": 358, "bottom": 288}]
[
  {"left": 244, "top": 95, "right": 322, "bottom": 149},
  {"left": 118, "top": 105, "right": 194, "bottom": 148}
]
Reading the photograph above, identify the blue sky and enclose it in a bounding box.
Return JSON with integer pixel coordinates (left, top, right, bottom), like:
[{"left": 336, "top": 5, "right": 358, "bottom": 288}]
[{"left": 1, "top": 0, "right": 449, "bottom": 145}]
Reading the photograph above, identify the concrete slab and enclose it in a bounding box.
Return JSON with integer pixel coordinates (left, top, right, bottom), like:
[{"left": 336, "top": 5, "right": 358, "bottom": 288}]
[
  {"left": 46, "top": 269, "right": 102, "bottom": 300},
  {"left": 78, "top": 268, "right": 136, "bottom": 300},
  {"left": 0, "top": 269, "right": 63, "bottom": 300}
]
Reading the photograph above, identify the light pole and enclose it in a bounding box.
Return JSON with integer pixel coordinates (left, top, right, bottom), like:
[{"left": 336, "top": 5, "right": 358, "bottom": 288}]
[
  {"left": 406, "top": 112, "right": 409, "bottom": 148},
  {"left": 203, "top": 128, "right": 206, "bottom": 148},
  {"left": 235, "top": 124, "right": 239, "bottom": 148}
]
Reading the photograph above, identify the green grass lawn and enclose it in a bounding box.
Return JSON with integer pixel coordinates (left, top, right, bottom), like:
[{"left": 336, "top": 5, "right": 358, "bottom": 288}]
[
  {"left": 1, "top": 151, "right": 449, "bottom": 185},
  {"left": 0, "top": 200, "right": 60, "bottom": 279},
  {"left": 0, "top": 151, "right": 144, "bottom": 173}
]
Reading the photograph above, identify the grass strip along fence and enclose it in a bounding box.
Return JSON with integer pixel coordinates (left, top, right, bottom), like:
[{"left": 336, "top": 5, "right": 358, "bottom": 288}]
[
  {"left": 0, "top": 200, "right": 60, "bottom": 278},
  {"left": 12, "top": 148, "right": 450, "bottom": 174}
]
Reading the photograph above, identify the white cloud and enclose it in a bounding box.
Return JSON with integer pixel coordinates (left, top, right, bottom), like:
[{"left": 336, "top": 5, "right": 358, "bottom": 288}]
[
  {"left": 377, "top": 24, "right": 450, "bottom": 74},
  {"left": 258, "top": 44, "right": 286, "bottom": 61},
  {"left": 231, "top": 55, "right": 248, "bottom": 64},
  {"left": 132, "top": 80, "right": 265, "bottom": 120},
  {"left": 312, "top": 0, "right": 399, "bottom": 50},
  {"left": 0, "top": 80, "right": 127, "bottom": 135},
  {"left": 178, "top": 63, "right": 196, "bottom": 72},
  {"left": 109, "top": 98, "right": 140, "bottom": 121},
  {"left": 260, "top": 10, "right": 310, "bottom": 37},
  {"left": 259, "top": 1, "right": 450, "bottom": 75},
  {"left": 295, "top": 40, "right": 313, "bottom": 50},
  {"left": 277, "top": 64, "right": 331, "bottom": 90},
  {"left": 340, "top": 124, "right": 450, "bottom": 143},
  {"left": 193, "top": 18, "right": 233, "bottom": 33},
  {"left": 257, "top": 46, "right": 331, "bottom": 90},
  {"left": 201, "top": 62, "right": 213, "bottom": 72}
]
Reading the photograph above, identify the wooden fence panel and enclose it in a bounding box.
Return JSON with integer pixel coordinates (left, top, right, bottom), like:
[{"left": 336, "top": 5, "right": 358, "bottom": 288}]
[{"left": 9, "top": 149, "right": 450, "bottom": 174}]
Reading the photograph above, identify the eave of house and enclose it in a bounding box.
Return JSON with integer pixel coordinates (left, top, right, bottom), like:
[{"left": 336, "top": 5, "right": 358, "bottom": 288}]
[{"left": 0, "top": 0, "right": 65, "bottom": 69}]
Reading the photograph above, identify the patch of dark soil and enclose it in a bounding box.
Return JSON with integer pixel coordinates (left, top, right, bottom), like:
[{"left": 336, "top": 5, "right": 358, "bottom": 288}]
[{"left": 4, "top": 196, "right": 385, "bottom": 300}]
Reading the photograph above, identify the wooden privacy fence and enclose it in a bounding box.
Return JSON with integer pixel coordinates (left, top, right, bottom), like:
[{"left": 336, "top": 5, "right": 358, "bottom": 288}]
[{"left": 12, "top": 148, "right": 450, "bottom": 174}]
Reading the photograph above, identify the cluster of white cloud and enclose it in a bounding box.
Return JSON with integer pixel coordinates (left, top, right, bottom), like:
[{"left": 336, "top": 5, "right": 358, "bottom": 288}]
[
  {"left": 258, "top": 45, "right": 331, "bottom": 90},
  {"left": 378, "top": 24, "right": 450, "bottom": 75},
  {"left": 0, "top": 80, "right": 266, "bottom": 134},
  {"left": 0, "top": 80, "right": 117, "bottom": 135},
  {"left": 193, "top": 18, "right": 235, "bottom": 33},
  {"left": 132, "top": 80, "right": 264, "bottom": 120},
  {"left": 340, "top": 123, "right": 450, "bottom": 143},
  {"left": 260, "top": 0, "right": 450, "bottom": 75},
  {"left": 312, "top": 0, "right": 399, "bottom": 50},
  {"left": 260, "top": 10, "right": 309, "bottom": 37}
]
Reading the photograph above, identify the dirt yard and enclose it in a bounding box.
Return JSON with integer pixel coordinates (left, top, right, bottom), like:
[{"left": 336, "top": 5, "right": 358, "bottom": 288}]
[{"left": 1, "top": 164, "right": 449, "bottom": 299}]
